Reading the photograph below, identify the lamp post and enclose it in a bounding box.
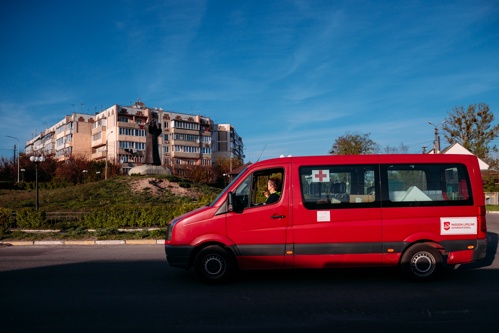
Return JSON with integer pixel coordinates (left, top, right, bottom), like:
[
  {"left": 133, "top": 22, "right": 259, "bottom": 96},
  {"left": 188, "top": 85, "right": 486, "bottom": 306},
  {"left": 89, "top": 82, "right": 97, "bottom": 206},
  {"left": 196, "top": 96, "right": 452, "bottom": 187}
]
[
  {"left": 428, "top": 120, "right": 445, "bottom": 153},
  {"left": 30, "top": 155, "right": 45, "bottom": 211},
  {"left": 6, "top": 135, "right": 20, "bottom": 183},
  {"left": 82, "top": 169, "right": 88, "bottom": 183},
  {"left": 105, "top": 130, "right": 113, "bottom": 180}
]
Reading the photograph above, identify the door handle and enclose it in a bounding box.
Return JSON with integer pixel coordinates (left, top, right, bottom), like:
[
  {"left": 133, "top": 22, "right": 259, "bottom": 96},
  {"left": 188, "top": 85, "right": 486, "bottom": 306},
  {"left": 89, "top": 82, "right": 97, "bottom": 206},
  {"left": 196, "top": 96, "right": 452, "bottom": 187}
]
[{"left": 271, "top": 215, "right": 286, "bottom": 219}]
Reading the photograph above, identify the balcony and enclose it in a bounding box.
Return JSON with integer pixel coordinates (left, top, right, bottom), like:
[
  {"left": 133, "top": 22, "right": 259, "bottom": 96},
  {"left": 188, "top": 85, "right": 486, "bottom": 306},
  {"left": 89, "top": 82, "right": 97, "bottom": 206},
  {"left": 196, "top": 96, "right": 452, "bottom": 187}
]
[
  {"left": 171, "top": 151, "right": 200, "bottom": 159},
  {"left": 118, "top": 121, "right": 143, "bottom": 129},
  {"left": 91, "top": 126, "right": 106, "bottom": 135},
  {"left": 92, "top": 150, "right": 107, "bottom": 160}
]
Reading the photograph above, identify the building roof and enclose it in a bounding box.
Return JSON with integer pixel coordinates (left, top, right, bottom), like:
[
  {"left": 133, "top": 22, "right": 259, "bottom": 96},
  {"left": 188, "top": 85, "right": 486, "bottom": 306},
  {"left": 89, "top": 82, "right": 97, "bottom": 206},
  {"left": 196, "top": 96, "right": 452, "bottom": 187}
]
[
  {"left": 228, "top": 162, "right": 252, "bottom": 176},
  {"left": 430, "top": 142, "right": 489, "bottom": 170}
]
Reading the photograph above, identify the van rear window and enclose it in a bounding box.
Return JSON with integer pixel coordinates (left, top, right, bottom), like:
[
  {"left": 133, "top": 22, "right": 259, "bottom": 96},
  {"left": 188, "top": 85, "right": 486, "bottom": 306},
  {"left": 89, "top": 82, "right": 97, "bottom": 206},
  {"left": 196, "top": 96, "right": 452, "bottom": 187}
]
[{"left": 382, "top": 163, "right": 473, "bottom": 207}]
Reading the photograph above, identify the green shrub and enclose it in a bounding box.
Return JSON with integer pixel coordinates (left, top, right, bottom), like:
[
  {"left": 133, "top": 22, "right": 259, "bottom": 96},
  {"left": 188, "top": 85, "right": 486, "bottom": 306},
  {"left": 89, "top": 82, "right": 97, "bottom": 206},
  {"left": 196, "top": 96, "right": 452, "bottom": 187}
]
[
  {"left": 95, "top": 228, "right": 119, "bottom": 237},
  {"left": 65, "top": 227, "right": 88, "bottom": 236},
  {"left": 15, "top": 209, "right": 47, "bottom": 229},
  {"left": 0, "top": 207, "right": 14, "bottom": 238},
  {"left": 81, "top": 206, "right": 174, "bottom": 229}
]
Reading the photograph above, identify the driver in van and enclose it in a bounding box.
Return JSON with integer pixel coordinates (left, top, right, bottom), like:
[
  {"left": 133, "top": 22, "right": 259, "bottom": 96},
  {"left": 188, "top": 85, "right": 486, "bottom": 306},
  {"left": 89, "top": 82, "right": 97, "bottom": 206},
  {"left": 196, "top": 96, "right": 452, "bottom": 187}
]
[{"left": 264, "top": 178, "right": 281, "bottom": 204}]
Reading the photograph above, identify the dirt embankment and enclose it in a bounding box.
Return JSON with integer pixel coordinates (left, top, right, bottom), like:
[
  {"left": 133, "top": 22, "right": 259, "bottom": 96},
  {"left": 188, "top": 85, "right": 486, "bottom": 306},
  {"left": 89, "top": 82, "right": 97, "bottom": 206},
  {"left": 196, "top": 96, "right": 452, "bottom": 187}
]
[{"left": 128, "top": 178, "right": 201, "bottom": 199}]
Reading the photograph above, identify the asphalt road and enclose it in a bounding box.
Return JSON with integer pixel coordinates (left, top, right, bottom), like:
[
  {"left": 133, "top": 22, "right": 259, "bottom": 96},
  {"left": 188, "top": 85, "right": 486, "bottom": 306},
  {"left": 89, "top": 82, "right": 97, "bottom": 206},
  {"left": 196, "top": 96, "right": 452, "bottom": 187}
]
[{"left": 1, "top": 215, "right": 499, "bottom": 333}]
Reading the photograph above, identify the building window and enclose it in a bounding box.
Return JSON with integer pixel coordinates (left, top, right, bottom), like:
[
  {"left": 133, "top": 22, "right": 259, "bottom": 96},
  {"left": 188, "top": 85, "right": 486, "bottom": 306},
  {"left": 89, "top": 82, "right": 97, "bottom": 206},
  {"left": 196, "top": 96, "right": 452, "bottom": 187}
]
[
  {"left": 174, "top": 145, "right": 200, "bottom": 153},
  {"left": 118, "top": 127, "right": 145, "bottom": 137},
  {"left": 92, "top": 132, "right": 102, "bottom": 141},
  {"left": 173, "top": 133, "right": 200, "bottom": 142},
  {"left": 218, "top": 131, "right": 228, "bottom": 140},
  {"left": 119, "top": 141, "right": 145, "bottom": 150},
  {"left": 218, "top": 142, "right": 228, "bottom": 151},
  {"left": 172, "top": 120, "right": 200, "bottom": 131}
]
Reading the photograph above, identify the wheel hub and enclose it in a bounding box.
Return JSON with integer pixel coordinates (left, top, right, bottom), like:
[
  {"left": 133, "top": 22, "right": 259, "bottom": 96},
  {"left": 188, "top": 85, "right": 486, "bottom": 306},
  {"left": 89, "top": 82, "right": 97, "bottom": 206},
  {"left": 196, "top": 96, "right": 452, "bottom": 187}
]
[
  {"left": 411, "top": 252, "right": 435, "bottom": 276},
  {"left": 204, "top": 255, "right": 224, "bottom": 275}
]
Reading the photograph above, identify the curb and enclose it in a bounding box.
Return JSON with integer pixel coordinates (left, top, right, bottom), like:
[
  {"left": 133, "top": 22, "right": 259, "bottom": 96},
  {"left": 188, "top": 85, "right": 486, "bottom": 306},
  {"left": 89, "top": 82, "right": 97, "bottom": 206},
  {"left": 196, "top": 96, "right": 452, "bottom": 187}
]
[{"left": 0, "top": 239, "right": 164, "bottom": 246}]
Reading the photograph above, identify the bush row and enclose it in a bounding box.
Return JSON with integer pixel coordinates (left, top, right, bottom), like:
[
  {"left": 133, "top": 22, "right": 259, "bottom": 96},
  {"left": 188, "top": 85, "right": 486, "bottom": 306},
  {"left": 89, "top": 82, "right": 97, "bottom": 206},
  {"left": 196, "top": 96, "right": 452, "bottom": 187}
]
[{"left": 0, "top": 203, "right": 201, "bottom": 231}]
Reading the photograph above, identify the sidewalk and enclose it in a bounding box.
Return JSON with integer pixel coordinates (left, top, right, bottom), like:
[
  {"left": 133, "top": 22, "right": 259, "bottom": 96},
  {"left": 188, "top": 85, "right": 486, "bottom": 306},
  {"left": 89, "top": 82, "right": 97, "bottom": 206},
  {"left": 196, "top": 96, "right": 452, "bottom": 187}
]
[{"left": 0, "top": 239, "right": 164, "bottom": 246}]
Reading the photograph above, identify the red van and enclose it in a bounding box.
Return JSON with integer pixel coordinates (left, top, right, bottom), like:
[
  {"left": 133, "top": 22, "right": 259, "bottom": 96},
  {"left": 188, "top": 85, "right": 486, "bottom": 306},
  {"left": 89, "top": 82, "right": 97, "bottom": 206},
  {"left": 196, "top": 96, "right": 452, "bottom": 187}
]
[{"left": 165, "top": 154, "right": 487, "bottom": 283}]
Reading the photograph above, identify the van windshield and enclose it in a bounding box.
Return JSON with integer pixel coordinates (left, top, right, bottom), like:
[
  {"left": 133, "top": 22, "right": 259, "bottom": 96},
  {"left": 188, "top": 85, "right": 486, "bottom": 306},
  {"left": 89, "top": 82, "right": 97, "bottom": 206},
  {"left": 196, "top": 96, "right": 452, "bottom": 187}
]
[{"left": 209, "top": 167, "right": 248, "bottom": 207}]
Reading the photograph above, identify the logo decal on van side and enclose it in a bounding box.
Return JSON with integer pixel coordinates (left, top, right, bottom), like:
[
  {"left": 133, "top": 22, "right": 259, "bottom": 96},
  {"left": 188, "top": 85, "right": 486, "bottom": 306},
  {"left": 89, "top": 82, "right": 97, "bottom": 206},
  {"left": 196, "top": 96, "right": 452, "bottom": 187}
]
[{"left": 440, "top": 217, "right": 478, "bottom": 235}]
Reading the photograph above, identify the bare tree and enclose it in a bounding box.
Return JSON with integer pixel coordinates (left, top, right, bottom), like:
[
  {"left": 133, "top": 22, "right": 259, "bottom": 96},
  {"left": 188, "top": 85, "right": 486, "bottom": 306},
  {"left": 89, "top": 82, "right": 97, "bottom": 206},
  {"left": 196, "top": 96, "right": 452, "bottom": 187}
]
[
  {"left": 442, "top": 103, "right": 499, "bottom": 160},
  {"left": 383, "top": 143, "right": 409, "bottom": 154}
]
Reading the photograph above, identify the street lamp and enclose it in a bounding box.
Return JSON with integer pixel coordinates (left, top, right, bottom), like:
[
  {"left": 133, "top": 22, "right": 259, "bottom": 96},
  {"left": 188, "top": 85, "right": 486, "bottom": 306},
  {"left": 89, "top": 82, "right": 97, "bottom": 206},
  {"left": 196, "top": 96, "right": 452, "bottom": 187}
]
[
  {"left": 83, "top": 169, "right": 88, "bottom": 182},
  {"left": 29, "top": 155, "right": 45, "bottom": 211},
  {"left": 428, "top": 120, "right": 445, "bottom": 153},
  {"left": 6, "top": 135, "right": 20, "bottom": 183},
  {"left": 105, "top": 130, "right": 113, "bottom": 180}
]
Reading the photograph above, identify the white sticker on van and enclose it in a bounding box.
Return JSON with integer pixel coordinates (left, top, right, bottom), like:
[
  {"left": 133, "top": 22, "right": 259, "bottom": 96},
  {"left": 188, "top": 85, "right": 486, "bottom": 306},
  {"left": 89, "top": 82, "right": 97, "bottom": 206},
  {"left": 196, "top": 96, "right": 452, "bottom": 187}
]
[
  {"left": 312, "top": 169, "right": 330, "bottom": 182},
  {"left": 317, "top": 211, "right": 330, "bottom": 222},
  {"left": 440, "top": 217, "right": 477, "bottom": 235}
]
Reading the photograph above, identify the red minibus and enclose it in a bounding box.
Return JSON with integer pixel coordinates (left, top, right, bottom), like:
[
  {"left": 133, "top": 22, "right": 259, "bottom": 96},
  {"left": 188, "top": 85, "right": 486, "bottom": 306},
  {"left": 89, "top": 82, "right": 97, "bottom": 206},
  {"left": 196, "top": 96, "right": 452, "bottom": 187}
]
[{"left": 165, "top": 154, "right": 487, "bottom": 283}]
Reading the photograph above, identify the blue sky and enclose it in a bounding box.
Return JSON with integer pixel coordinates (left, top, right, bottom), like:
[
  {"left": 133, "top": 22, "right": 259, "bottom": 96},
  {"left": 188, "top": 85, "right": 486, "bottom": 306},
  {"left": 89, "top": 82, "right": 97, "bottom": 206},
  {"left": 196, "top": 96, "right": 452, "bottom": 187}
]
[{"left": 1, "top": 0, "right": 498, "bottom": 162}]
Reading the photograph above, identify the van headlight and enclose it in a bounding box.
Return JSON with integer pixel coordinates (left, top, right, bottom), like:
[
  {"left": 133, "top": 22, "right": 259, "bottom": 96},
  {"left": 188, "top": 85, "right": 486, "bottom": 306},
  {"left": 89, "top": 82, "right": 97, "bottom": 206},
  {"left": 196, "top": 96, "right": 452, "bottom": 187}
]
[{"left": 166, "top": 218, "right": 180, "bottom": 240}]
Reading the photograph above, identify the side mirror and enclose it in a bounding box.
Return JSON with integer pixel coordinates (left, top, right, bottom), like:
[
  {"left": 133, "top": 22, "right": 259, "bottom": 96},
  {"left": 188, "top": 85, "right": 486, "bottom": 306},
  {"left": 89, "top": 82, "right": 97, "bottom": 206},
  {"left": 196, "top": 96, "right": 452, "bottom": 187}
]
[
  {"left": 228, "top": 192, "right": 243, "bottom": 213},
  {"left": 228, "top": 191, "right": 234, "bottom": 212}
]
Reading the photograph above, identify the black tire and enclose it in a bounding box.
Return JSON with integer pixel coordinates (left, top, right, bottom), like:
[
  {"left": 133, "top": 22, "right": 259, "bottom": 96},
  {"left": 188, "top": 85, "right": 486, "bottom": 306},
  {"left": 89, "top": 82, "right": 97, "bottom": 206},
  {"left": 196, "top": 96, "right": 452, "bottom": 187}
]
[
  {"left": 400, "top": 244, "right": 442, "bottom": 282},
  {"left": 194, "top": 245, "right": 236, "bottom": 284}
]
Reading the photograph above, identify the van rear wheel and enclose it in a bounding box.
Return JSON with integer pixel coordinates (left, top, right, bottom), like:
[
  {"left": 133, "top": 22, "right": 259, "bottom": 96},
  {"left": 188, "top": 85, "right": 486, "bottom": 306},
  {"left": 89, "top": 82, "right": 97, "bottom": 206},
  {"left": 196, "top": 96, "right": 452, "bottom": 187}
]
[
  {"left": 194, "top": 245, "right": 235, "bottom": 284},
  {"left": 400, "top": 244, "right": 442, "bottom": 282}
]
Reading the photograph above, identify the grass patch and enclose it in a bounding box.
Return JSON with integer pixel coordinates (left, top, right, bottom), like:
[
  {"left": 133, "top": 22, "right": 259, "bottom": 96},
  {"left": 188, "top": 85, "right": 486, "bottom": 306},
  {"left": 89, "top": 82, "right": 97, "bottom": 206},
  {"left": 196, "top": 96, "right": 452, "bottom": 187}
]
[{"left": 0, "top": 175, "right": 220, "bottom": 211}]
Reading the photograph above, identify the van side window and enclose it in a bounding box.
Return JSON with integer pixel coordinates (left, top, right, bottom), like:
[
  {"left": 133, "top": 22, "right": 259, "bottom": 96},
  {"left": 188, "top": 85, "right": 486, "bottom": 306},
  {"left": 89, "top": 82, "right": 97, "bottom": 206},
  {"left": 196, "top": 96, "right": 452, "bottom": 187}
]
[
  {"left": 234, "top": 168, "right": 284, "bottom": 208},
  {"left": 382, "top": 163, "right": 473, "bottom": 207},
  {"left": 300, "top": 165, "right": 378, "bottom": 210}
]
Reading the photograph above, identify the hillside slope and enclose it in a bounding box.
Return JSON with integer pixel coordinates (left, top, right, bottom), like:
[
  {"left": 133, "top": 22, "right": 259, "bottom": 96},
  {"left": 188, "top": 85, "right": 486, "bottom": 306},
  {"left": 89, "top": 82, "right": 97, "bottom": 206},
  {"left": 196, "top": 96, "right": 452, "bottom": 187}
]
[{"left": 0, "top": 176, "right": 220, "bottom": 211}]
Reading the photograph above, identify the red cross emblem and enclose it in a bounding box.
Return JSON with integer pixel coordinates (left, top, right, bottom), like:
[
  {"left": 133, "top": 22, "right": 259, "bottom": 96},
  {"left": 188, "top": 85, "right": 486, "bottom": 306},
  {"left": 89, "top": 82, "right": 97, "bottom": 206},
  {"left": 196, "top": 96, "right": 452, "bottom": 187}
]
[{"left": 313, "top": 170, "right": 329, "bottom": 182}]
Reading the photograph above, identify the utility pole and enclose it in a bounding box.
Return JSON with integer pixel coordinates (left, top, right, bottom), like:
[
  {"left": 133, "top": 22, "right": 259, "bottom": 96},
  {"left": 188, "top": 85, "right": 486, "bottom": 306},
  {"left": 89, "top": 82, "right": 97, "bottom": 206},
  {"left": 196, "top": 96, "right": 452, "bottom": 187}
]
[
  {"left": 6, "top": 135, "right": 20, "bottom": 182},
  {"left": 105, "top": 130, "right": 113, "bottom": 180},
  {"left": 428, "top": 121, "right": 445, "bottom": 153},
  {"left": 12, "top": 144, "right": 16, "bottom": 162}
]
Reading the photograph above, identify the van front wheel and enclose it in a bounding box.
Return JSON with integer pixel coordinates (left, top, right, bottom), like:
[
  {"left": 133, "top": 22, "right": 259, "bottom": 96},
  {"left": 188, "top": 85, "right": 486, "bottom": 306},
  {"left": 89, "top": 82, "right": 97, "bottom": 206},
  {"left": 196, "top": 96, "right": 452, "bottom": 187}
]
[
  {"left": 194, "top": 246, "right": 235, "bottom": 284},
  {"left": 400, "top": 244, "right": 442, "bottom": 282}
]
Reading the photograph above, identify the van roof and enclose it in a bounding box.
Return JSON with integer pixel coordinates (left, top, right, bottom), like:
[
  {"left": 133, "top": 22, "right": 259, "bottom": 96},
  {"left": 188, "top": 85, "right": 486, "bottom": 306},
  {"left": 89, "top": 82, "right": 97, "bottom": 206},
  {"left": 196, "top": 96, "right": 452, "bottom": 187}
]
[{"left": 255, "top": 154, "right": 479, "bottom": 166}]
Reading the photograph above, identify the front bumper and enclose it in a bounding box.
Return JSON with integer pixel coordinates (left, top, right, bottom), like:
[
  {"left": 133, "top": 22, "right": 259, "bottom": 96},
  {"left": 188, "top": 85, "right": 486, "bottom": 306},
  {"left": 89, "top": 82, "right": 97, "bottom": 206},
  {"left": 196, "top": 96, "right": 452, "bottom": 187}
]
[{"left": 165, "top": 245, "right": 194, "bottom": 269}]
